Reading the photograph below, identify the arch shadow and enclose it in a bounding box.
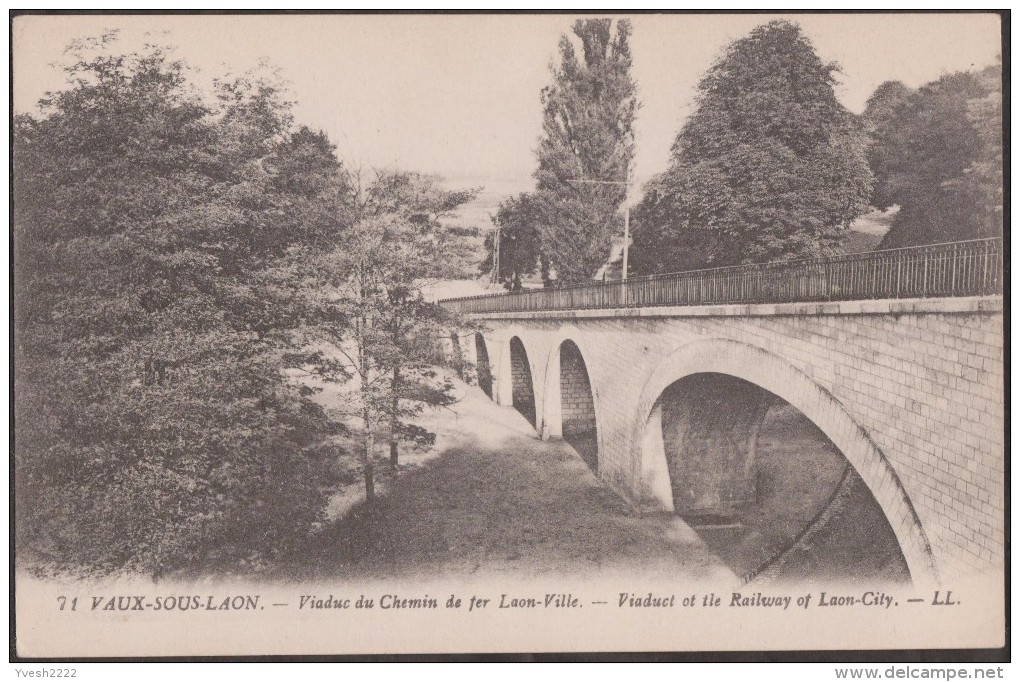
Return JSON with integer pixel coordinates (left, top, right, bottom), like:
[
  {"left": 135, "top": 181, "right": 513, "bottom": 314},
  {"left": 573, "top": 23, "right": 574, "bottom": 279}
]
[
  {"left": 509, "top": 336, "right": 537, "bottom": 429},
  {"left": 555, "top": 341, "right": 600, "bottom": 472},
  {"left": 474, "top": 332, "right": 493, "bottom": 399}
]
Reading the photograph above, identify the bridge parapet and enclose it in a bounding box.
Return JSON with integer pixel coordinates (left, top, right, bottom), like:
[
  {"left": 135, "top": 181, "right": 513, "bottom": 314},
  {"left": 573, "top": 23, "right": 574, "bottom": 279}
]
[{"left": 441, "top": 238, "right": 1002, "bottom": 315}]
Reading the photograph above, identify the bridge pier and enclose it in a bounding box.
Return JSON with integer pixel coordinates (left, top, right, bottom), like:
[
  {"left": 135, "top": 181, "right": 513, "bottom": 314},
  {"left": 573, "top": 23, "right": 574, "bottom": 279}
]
[
  {"left": 656, "top": 373, "right": 771, "bottom": 520},
  {"left": 540, "top": 372, "right": 561, "bottom": 441},
  {"left": 491, "top": 336, "right": 515, "bottom": 409},
  {"left": 639, "top": 403, "right": 673, "bottom": 513}
]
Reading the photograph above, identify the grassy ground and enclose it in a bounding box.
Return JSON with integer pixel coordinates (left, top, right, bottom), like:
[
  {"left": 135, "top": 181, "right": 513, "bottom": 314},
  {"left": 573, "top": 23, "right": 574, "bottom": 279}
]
[{"left": 277, "top": 377, "right": 735, "bottom": 583}]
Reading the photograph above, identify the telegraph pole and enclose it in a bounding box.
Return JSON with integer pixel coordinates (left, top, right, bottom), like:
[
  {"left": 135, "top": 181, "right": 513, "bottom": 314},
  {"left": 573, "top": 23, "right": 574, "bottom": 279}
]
[
  {"left": 622, "top": 166, "right": 630, "bottom": 282},
  {"left": 492, "top": 220, "right": 500, "bottom": 288}
]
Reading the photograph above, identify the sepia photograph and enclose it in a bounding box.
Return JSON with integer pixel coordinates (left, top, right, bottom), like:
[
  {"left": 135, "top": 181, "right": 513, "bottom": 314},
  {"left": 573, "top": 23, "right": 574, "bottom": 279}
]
[{"left": 10, "top": 11, "right": 1006, "bottom": 661}]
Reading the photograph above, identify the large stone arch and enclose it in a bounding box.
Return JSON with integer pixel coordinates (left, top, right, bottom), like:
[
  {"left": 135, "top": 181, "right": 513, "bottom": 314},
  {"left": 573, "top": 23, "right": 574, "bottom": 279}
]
[
  {"left": 539, "top": 327, "right": 604, "bottom": 473},
  {"left": 630, "top": 337, "right": 938, "bottom": 586}
]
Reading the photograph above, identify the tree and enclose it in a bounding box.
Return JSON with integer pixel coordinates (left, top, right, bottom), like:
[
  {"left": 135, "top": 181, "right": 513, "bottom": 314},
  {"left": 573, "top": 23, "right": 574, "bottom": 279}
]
[
  {"left": 304, "top": 170, "right": 479, "bottom": 500},
  {"left": 964, "top": 62, "right": 1004, "bottom": 232},
  {"left": 479, "top": 192, "right": 546, "bottom": 290},
  {"left": 861, "top": 81, "right": 914, "bottom": 210},
  {"left": 870, "top": 64, "right": 1002, "bottom": 248},
  {"left": 530, "top": 18, "right": 637, "bottom": 285},
  {"left": 14, "top": 36, "right": 347, "bottom": 576},
  {"left": 629, "top": 20, "right": 873, "bottom": 274}
]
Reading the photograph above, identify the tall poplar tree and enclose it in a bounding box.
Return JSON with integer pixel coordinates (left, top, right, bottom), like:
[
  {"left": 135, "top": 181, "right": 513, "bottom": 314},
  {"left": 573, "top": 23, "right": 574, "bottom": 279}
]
[{"left": 532, "top": 18, "right": 638, "bottom": 285}]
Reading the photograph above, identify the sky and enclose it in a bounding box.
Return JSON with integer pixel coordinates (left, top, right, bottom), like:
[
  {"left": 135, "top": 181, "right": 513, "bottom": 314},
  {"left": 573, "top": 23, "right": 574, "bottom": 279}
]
[{"left": 13, "top": 13, "right": 1003, "bottom": 225}]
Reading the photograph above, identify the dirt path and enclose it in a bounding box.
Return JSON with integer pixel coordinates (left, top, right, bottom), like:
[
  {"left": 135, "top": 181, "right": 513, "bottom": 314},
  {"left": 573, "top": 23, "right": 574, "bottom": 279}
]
[{"left": 286, "top": 379, "right": 736, "bottom": 584}]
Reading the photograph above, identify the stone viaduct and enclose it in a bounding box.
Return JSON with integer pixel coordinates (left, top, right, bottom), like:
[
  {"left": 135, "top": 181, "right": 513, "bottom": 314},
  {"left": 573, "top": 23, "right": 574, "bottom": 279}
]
[{"left": 442, "top": 294, "right": 1004, "bottom": 587}]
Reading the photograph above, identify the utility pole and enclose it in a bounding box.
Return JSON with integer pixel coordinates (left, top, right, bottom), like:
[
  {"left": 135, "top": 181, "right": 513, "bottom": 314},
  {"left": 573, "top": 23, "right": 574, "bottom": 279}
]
[
  {"left": 492, "top": 220, "right": 500, "bottom": 288},
  {"left": 622, "top": 166, "right": 630, "bottom": 282}
]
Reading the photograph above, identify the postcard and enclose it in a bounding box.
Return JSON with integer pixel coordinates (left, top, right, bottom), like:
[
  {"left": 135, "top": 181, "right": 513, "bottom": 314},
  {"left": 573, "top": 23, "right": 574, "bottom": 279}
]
[{"left": 11, "top": 11, "right": 1005, "bottom": 658}]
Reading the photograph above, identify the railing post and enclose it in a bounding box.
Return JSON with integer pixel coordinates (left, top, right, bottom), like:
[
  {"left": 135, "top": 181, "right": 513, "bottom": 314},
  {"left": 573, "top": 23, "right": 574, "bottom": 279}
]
[
  {"left": 983, "top": 243, "right": 991, "bottom": 294},
  {"left": 896, "top": 256, "right": 902, "bottom": 298},
  {"left": 946, "top": 245, "right": 954, "bottom": 295},
  {"left": 922, "top": 252, "right": 929, "bottom": 298}
]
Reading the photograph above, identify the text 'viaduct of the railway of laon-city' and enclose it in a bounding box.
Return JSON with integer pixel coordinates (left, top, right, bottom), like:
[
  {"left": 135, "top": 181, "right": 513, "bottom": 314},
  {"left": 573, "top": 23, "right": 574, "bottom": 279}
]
[{"left": 439, "top": 238, "right": 1004, "bottom": 587}]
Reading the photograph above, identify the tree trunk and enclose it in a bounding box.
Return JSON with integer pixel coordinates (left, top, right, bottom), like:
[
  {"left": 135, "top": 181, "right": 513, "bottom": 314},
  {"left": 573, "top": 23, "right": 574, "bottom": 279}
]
[
  {"left": 362, "top": 404, "right": 375, "bottom": 502},
  {"left": 389, "top": 366, "right": 400, "bottom": 469},
  {"left": 357, "top": 266, "right": 375, "bottom": 502},
  {"left": 364, "top": 466, "right": 375, "bottom": 502}
]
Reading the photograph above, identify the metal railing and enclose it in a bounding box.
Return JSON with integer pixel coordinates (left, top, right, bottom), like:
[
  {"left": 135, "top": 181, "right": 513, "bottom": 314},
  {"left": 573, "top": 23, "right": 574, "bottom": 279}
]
[{"left": 440, "top": 238, "right": 1003, "bottom": 315}]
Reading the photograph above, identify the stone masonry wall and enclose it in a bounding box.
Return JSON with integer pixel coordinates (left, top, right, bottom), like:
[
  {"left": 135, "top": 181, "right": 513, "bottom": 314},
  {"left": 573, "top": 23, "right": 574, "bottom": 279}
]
[
  {"left": 559, "top": 341, "right": 597, "bottom": 437},
  {"left": 509, "top": 337, "right": 536, "bottom": 427}
]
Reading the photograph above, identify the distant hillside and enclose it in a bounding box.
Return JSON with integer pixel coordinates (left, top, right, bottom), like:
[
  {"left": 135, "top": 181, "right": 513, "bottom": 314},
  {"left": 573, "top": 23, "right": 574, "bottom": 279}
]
[
  {"left": 444, "top": 177, "right": 531, "bottom": 230},
  {"left": 420, "top": 278, "right": 501, "bottom": 303},
  {"left": 839, "top": 207, "right": 896, "bottom": 254},
  {"left": 848, "top": 207, "right": 897, "bottom": 236}
]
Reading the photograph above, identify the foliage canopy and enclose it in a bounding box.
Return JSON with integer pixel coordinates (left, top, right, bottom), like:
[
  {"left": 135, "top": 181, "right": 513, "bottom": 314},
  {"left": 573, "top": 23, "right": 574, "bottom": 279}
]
[
  {"left": 14, "top": 36, "right": 476, "bottom": 576},
  {"left": 866, "top": 64, "right": 1002, "bottom": 248},
  {"left": 629, "top": 21, "right": 873, "bottom": 275}
]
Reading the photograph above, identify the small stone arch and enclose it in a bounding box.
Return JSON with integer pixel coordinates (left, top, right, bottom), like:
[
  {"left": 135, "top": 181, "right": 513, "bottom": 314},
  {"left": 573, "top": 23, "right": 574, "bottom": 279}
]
[
  {"left": 630, "top": 337, "right": 938, "bottom": 586},
  {"left": 487, "top": 325, "right": 539, "bottom": 412},
  {"left": 540, "top": 328, "right": 603, "bottom": 474}
]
